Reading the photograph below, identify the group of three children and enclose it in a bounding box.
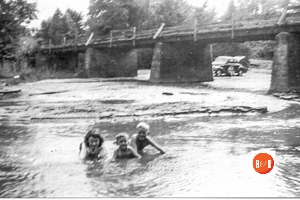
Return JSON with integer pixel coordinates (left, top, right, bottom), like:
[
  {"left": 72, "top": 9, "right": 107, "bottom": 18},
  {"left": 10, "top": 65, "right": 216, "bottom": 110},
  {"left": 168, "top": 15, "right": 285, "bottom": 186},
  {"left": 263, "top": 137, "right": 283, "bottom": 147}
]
[{"left": 79, "top": 122, "right": 165, "bottom": 160}]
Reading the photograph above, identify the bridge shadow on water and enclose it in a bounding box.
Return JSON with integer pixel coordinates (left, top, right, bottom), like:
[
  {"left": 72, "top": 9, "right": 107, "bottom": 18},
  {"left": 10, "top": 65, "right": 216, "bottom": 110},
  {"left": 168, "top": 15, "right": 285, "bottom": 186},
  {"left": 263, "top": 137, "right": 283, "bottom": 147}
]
[{"left": 0, "top": 103, "right": 300, "bottom": 197}]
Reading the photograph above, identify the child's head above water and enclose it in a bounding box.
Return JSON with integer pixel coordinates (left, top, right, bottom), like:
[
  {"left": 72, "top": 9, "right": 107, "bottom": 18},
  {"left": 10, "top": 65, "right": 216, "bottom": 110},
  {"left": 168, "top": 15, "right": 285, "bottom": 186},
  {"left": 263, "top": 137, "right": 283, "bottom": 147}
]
[
  {"left": 115, "top": 132, "right": 129, "bottom": 144},
  {"left": 115, "top": 132, "right": 130, "bottom": 150},
  {"left": 136, "top": 122, "right": 150, "bottom": 133},
  {"left": 84, "top": 128, "right": 104, "bottom": 148},
  {"left": 136, "top": 122, "right": 150, "bottom": 140}
]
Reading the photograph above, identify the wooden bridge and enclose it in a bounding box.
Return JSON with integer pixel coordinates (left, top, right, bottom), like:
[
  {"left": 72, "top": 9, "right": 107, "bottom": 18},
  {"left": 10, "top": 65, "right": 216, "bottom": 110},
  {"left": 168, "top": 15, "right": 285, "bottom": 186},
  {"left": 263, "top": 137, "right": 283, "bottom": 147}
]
[{"left": 37, "top": 15, "right": 300, "bottom": 92}]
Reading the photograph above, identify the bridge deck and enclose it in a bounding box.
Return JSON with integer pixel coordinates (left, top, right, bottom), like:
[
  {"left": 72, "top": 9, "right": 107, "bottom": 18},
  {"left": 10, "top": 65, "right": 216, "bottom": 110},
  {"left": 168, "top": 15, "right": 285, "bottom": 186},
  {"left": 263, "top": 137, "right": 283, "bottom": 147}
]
[{"left": 40, "top": 15, "right": 300, "bottom": 53}]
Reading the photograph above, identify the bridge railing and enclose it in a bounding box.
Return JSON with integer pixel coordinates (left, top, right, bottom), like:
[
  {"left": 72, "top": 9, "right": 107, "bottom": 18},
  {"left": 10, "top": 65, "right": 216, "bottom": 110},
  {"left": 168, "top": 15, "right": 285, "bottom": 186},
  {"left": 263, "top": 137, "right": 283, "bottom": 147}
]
[{"left": 39, "top": 14, "right": 300, "bottom": 51}]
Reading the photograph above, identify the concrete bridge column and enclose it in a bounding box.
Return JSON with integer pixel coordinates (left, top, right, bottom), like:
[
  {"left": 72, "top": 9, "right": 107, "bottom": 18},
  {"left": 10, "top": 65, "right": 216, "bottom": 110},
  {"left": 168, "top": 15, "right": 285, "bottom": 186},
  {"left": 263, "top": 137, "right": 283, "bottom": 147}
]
[
  {"left": 149, "top": 42, "right": 213, "bottom": 83},
  {"left": 84, "top": 47, "right": 138, "bottom": 78},
  {"left": 270, "top": 32, "right": 300, "bottom": 92},
  {"left": 85, "top": 48, "right": 105, "bottom": 77}
]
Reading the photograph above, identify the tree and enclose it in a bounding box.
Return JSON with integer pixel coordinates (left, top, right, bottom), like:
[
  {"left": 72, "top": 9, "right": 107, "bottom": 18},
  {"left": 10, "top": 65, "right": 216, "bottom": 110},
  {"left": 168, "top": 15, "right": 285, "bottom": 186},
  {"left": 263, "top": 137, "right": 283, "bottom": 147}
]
[
  {"left": 221, "top": 0, "right": 236, "bottom": 21},
  {"left": 86, "top": 0, "right": 219, "bottom": 34},
  {"left": 48, "top": 9, "right": 67, "bottom": 44},
  {"left": 182, "top": 0, "right": 216, "bottom": 25},
  {"left": 14, "top": 35, "right": 38, "bottom": 70},
  {"left": 244, "top": 41, "right": 275, "bottom": 59},
  {"left": 146, "top": 0, "right": 187, "bottom": 27},
  {"left": 38, "top": 19, "right": 52, "bottom": 40},
  {"left": 86, "top": 0, "right": 140, "bottom": 35},
  {"left": 288, "top": 0, "right": 300, "bottom": 11},
  {"left": 65, "top": 9, "right": 84, "bottom": 37},
  {"left": 132, "top": 0, "right": 152, "bottom": 30},
  {"left": 213, "top": 0, "right": 292, "bottom": 60},
  {"left": 234, "top": 0, "right": 286, "bottom": 20},
  {"left": 282, "top": 0, "right": 300, "bottom": 19},
  {"left": 37, "top": 9, "right": 84, "bottom": 43},
  {"left": 0, "top": 0, "right": 37, "bottom": 59}
]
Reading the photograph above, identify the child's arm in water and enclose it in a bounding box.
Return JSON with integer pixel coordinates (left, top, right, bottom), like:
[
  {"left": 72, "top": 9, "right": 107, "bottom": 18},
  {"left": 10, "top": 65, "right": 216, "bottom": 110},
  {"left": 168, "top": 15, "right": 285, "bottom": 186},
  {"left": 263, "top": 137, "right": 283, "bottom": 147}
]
[
  {"left": 110, "top": 149, "right": 118, "bottom": 161},
  {"left": 128, "top": 134, "right": 138, "bottom": 151},
  {"left": 98, "top": 146, "right": 108, "bottom": 159},
  {"left": 147, "top": 136, "right": 166, "bottom": 154},
  {"left": 128, "top": 146, "right": 142, "bottom": 159},
  {"left": 104, "top": 150, "right": 117, "bottom": 163},
  {"left": 79, "top": 142, "right": 88, "bottom": 159}
]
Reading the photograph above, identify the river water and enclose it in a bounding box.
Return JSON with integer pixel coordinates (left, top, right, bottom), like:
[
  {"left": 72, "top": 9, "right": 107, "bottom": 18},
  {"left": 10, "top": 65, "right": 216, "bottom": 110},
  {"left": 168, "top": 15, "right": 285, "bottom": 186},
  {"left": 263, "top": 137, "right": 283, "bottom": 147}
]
[{"left": 1, "top": 104, "right": 300, "bottom": 197}]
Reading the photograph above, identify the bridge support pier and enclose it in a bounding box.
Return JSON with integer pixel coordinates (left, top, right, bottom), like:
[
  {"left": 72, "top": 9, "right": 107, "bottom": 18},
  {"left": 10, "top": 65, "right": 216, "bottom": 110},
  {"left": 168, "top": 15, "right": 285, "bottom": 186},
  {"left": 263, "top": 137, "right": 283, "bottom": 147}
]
[
  {"left": 270, "top": 32, "right": 300, "bottom": 92},
  {"left": 149, "top": 42, "right": 213, "bottom": 83},
  {"left": 84, "top": 47, "right": 138, "bottom": 78}
]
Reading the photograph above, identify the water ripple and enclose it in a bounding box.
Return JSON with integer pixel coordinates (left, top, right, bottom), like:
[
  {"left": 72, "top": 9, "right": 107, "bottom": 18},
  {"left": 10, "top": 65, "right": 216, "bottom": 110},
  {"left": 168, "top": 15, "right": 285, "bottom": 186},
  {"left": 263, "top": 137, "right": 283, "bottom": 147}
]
[{"left": 2, "top": 105, "right": 300, "bottom": 197}]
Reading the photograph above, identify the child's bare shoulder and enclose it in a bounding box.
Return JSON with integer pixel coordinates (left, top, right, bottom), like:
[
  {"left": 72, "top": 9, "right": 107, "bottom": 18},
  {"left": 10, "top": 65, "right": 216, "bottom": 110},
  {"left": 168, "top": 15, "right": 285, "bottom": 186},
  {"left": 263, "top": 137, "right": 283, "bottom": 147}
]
[
  {"left": 127, "top": 145, "right": 135, "bottom": 151},
  {"left": 129, "top": 133, "right": 138, "bottom": 141}
]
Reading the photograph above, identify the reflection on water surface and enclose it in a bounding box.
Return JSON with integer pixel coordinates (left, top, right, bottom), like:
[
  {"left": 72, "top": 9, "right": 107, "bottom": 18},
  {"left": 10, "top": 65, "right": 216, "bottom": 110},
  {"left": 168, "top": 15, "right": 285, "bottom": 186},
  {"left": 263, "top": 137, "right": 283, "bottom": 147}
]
[{"left": 1, "top": 104, "right": 300, "bottom": 197}]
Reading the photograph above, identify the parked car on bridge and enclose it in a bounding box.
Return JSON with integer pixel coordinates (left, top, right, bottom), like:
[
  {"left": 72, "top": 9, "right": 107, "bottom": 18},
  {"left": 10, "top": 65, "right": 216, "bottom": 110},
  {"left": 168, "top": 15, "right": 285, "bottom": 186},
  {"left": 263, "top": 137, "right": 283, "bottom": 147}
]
[{"left": 212, "top": 56, "right": 250, "bottom": 76}]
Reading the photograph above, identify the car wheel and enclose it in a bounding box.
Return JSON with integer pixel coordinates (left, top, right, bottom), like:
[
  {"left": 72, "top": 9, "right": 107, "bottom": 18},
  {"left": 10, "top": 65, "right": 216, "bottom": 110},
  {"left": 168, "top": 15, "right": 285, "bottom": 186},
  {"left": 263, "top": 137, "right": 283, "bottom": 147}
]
[
  {"left": 215, "top": 69, "right": 222, "bottom": 77},
  {"left": 238, "top": 69, "right": 243, "bottom": 76}
]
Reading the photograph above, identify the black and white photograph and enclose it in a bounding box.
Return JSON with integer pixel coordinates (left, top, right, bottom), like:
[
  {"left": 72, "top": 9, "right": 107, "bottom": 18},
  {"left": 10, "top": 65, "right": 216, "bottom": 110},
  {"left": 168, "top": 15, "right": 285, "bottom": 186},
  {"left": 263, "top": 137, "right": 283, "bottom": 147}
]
[{"left": 1, "top": 0, "right": 300, "bottom": 197}]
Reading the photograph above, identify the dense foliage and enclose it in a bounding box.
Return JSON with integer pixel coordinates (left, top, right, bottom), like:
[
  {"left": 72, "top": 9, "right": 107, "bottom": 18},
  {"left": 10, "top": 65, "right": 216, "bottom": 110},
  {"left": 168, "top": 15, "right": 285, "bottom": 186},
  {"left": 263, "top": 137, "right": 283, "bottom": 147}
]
[
  {"left": 85, "top": 0, "right": 217, "bottom": 35},
  {"left": 222, "top": 0, "right": 236, "bottom": 21},
  {"left": 213, "top": 0, "right": 295, "bottom": 60},
  {"left": 37, "top": 9, "right": 84, "bottom": 44},
  {"left": 193, "top": 1, "right": 217, "bottom": 25},
  {"left": 146, "top": 0, "right": 188, "bottom": 27},
  {"left": 0, "top": 0, "right": 37, "bottom": 59},
  {"left": 85, "top": 0, "right": 140, "bottom": 35}
]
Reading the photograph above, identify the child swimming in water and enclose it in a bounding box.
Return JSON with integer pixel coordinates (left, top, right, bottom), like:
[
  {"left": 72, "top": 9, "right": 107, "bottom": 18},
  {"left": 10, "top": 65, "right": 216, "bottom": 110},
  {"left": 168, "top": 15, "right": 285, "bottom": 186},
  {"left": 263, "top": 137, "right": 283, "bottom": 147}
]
[
  {"left": 129, "top": 122, "right": 165, "bottom": 154},
  {"left": 79, "top": 128, "right": 108, "bottom": 160},
  {"left": 112, "top": 132, "right": 141, "bottom": 159}
]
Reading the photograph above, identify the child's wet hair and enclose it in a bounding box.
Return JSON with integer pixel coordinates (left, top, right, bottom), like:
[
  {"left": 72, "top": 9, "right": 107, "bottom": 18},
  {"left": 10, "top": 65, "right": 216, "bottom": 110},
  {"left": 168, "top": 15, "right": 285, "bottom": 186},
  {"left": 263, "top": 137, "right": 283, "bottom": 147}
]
[
  {"left": 84, "top": 128, "right": 104, "bottom": 147},
  {"left": 136, "top": 122, "right": 150, "bottom": 132},
  {"left": 115, "top": 132, "right": 129, "bottom": 144}
]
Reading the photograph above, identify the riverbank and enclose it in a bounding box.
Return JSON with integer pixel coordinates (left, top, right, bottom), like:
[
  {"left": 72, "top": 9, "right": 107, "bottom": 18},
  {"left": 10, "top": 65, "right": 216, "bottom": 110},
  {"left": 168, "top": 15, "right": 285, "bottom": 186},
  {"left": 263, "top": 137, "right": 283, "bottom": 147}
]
[{"left": 0, "top": 65, "right": 295, "bottom": 124}]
